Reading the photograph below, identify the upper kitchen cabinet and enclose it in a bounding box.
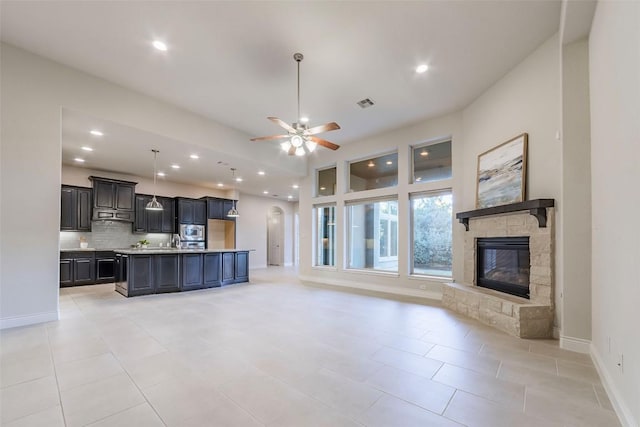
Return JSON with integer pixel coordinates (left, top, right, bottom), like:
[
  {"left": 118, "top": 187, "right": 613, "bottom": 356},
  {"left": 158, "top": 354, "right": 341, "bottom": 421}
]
[
  {"left": 60, "top": 185, "right": 92, "bottom": 231},
  {"left": 205, "top": 197, "right": 237, "bottom": 221},
  {"left": 176, "top": 198, "right": 206, "bottom": 225},
  {"left": 134, "top": 194, "right": 175, "bottom": 234},
  {"left": 89, "top": 176, "right": 137, "bottom": 222}
]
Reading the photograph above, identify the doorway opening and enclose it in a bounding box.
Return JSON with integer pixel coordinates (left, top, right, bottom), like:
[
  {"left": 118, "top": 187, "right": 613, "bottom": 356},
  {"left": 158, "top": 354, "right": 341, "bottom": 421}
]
[{"left": 267, "top": 206, "right": 285, "bottom": 266}]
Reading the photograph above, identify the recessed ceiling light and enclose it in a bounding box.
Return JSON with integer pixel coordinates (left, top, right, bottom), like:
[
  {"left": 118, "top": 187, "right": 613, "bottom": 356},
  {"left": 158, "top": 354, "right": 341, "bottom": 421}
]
[
  {"left": 258, "top": 171, "right": 265, "bottom": 176},
  {"left": 171, "top": 164, "right": 180, "bottom": 169},
  {"left": 74, "top": 158, "right": 85, "bottom": 163},
  {"left": 152, "top": 40, "right": 168, "bottom": 51},
  {"left": 157, "top": 172, "right": 166, "bottom": 177},
  {"left": 368, "top": 161, "right": 375, "bottom": 167},
  {"left": 288, "top": 195, "right": 293, "bottom": 199},
  {"left": 416, "top": 64, "right": 429, "bottom": 74},
  {"left": 190, "top": 154, "right": 199, "bottom": 159},
  {"left": 416, "top": 177, "right": 422, "bottom": 182},
  {"left": 263, "top": 191, "right": 269, "bottom": 194},
  {"left": 300, "top": 116, "right": 309, "bottom": 123},
  {"left": 217, "top": 183, "right": 224, "bottom": 187},
  {"left": 90, "top": 130, "right": 103, "bottom": 136},
  {"left": 386, "top": 160, "right": 393, "bottom": 165},
  {"left": 292, "top": 184, "right": 299, "bottom": 189},
  {"left": 320, "top": 186, "right": 326, "bottom": 191},
  {"left": 420, "top": 149, "right": 429, "bottom": 157},
  {"left": 81, "top": 146, "right": 93, "bottom": 152},
  {"left": 235, "top": 177, "right": 243, "bottom": 182}
]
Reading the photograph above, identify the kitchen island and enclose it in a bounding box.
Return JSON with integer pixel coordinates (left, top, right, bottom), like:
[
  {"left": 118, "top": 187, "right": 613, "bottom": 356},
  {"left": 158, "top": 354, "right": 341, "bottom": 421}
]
[{"left": 114, "top": 249, "right": 251, "bottom": 297}]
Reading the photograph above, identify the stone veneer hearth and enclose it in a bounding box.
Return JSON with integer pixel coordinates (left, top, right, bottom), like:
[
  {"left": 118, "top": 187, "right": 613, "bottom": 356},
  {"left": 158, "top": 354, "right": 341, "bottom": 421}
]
[{"left": 443, "top": 208, "right": 555, "bottom": 338}]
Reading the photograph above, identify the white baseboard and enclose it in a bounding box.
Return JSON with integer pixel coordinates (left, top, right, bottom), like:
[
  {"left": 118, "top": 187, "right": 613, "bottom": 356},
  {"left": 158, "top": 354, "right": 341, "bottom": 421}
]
[
  {"left": 590, "top": 344, "right": 638, "bottom": 427},
  {"left": 0, "top": 310, "right": 58, "bottom": 330},
  {"left": 298, "top": 274, "right": 442, "bottom": 301},
  {"left": 559, "top": 334, "right": 591, "bottom": 354}
]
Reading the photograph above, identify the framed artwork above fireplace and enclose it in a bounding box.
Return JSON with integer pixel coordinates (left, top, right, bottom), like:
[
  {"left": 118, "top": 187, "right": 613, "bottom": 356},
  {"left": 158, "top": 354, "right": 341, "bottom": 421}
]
[{"left": 476, "top": 133, "right": 528, "bottom": 208}]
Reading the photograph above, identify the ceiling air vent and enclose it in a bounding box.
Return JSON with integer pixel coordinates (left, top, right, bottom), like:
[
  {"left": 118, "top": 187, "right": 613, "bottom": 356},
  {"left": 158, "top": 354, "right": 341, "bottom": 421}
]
[{"left": 357, "top": 98, "right": 375, "bottom": 109}]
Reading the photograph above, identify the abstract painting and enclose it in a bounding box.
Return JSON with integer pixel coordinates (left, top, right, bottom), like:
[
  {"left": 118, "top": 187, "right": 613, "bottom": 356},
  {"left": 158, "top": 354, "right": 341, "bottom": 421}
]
[{"left": 476, "top": 133, "right": 528, "bottom": 208}]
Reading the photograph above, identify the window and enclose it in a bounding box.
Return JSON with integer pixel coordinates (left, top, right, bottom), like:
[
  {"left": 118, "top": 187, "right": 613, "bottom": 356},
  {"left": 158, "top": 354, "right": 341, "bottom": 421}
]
[
  {"left": 411, "top": 191, "right": 452, "bottom": 276},
  {"left": 349, "top": 152, "right": 398, "bottom": 192},
  {"left": 347, "top": 198, "right": 398, "bottom": 272},
  {"left": 317, "top": 167, "right": 336, "bottom": 196},
  {"left": 412, "top": 140, "right": 452, "bottom": 183},
  {"left": 315, "top": 205, "right": 336, "bottom": 266}
]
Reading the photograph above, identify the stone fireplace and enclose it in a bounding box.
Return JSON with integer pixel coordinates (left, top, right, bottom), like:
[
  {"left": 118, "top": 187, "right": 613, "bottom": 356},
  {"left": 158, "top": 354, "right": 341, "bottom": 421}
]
[{"left": 443, "top": 200, "right": 555, "bottom": 338}]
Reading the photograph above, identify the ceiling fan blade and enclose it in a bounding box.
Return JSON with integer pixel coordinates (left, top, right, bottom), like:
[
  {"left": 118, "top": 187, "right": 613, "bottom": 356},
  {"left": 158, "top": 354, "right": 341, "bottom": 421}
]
[
  {"left": 268, "top": 117, "right": 296, "bottom": 133},
  {"left": 308, "top": 136, "right": 340, "bottom": 151},
  {"left": 304, "top": 122, "right": 341, "bottom": 136},
  {"left": 250, "top": 134, "right": 290, "bottom": 142}
]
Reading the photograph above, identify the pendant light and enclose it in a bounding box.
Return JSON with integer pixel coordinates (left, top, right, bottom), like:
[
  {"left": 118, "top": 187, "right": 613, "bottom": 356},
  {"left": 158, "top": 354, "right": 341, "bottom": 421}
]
[
  {"left": 146, "top": 149, "right": 163, "bottom": 210},
  {"left": 227, "top": 168, "right": 239, "bottom": 217}
]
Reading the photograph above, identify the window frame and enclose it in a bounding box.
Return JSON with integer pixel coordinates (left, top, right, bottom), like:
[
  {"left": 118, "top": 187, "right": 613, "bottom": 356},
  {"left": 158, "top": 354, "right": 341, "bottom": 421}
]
[
  {"left": 315, "top": 165, "right": 337, "bottom": 198},
  {"left": 345, "top": 196, "right": 399, "bottom": 273},
  {"left": 410, "top": 138, "right": 452, "bottom": 185},
  {"left": 313, "top": 203, "right": 337, "bottom": 269},
  {"left": 347, "top": 151, "right": 399, "bottom": 193},
  {"left": 409, "top": 189, "right": 453, "bottom": 279}
]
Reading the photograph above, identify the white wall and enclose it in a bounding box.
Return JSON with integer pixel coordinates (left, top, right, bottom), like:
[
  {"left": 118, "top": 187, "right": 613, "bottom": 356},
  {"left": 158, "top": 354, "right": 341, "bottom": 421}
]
[
  {"left": 0, "top": 43, "right": 303, "bottom": 329},
  {"left": 589, "top": 1, "right": 640, "bottom": 425},
  {"left": 560, "top": 38, "right": 592, "bottom": 346},
  {"left": 235, "top": 193, "right": 295, "bottom": 269}
]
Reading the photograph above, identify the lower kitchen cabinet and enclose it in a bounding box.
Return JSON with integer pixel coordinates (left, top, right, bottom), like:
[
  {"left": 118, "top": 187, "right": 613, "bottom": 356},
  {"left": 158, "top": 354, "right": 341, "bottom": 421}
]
[
  {"left": 203, "top": 252, "right": 221, "bottom": 287},
  {"left": 59, "top": 251, "right": 95, "bottom": 287},
  {"left": 221, "top": 252, "right": 235, "bottom": 284},
  {"left": 129, "top": 255, "right": 154, "bottom": 296},
  {"left": 182, "top": 253, "right": 204, "bottom": 290},
  {"left": 235, "top": 251, "right": 249, "bottom": 282},
  {"left": 155, "top": 254, "right": 180, "bottom": 293}
]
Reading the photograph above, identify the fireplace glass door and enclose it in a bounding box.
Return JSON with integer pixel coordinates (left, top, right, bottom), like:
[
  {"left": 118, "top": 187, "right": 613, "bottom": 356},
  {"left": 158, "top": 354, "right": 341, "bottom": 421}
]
[{"left": 477, "top": 237, "right": 530, "bottom": 299}]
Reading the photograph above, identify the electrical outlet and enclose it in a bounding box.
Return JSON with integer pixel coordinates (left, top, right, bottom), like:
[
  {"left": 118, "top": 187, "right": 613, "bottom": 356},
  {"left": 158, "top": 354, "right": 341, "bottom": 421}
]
[
  {"left": 419, "top": 284, "right": 427, "bottom": 290},
  {"left": 617, "top": 354, "right": 624, "bottom": 372}
]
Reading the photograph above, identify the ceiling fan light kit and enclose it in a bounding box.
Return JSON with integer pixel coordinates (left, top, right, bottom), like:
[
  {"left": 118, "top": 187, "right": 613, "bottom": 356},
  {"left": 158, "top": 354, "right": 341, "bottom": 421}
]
[{"left": 251, "top": 53, "right": 341, "bottom": 155}]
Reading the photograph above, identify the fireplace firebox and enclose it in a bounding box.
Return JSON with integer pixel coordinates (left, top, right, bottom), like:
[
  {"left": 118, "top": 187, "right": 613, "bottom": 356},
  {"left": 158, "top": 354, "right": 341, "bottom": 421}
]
[{"left": 477, "top": 237, "right": 530, "bottom": 299}]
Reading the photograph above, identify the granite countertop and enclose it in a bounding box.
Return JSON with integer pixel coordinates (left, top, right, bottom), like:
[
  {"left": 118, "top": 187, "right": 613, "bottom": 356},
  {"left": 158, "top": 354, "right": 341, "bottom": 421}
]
[
  {"left": 113, "top": 248, "right": 254, "bottom": 255},
  {"left": 60, "top": 248, "right": 98, "bottom": 252}
]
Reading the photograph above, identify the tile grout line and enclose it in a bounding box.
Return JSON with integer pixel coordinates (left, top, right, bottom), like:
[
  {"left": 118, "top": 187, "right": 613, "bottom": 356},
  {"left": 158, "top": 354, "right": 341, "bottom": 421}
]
[{"left": 45, "top": 324, "right": 69, "bottom": 427}]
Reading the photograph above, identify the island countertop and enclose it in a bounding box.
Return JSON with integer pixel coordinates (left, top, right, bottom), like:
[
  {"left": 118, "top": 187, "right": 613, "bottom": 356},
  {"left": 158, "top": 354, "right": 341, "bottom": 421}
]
[{"left": 113, "top": 248, "right": 254, "bottom": 255}]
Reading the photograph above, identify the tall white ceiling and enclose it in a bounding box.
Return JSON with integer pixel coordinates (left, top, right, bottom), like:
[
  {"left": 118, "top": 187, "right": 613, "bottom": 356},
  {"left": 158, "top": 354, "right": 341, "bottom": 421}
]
[{"left": 1, "top": 1, "right": 562, "bottom": 197}]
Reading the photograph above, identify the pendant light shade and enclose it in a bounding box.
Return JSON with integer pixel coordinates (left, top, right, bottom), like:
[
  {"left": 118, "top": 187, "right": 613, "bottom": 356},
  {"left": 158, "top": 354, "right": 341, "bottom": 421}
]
[
  {"left": 146, "top": 149, "right": 163, "bottom": 211},
  {"left": 227, "top": 200, "right": 239, "bottom": 218}
]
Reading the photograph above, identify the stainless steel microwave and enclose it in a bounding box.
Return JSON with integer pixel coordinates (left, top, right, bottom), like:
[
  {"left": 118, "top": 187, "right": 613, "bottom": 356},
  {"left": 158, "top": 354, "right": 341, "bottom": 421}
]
[{"left": 179, "top": 224, "right": 205, "bottom": 241}]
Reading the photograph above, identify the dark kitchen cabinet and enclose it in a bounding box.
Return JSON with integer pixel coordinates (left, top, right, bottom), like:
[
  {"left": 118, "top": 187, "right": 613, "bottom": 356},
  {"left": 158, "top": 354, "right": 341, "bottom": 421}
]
[
  {"left": 203, "top": 252, "right": 221, "bottom": 287},
  {"left": 60, "top": 251, "right": 95, "bottom": 287},
  {"left": 90, "top": 176, "right": 137, "bottom": 222},
  {"left": 134, "top": 195, "right": 175, "bottom": 234},
  {"left": 59, "top": 259, "right": 73, "bottom": 286},
  {"left": 181, "top": 253, "right": 204, "bottom": 290},
  {"left": 155, "top": 254, "right": 180, "bottom": 293},
  {"left": 235, "top": 251, "right": 249, "bottom": 282},
  {"left": 221, "top": 252, "right": 235, "bottom": 284},
  {"left": 129, "top": 255, "right": 154, "bottom": 296},
  {"left": 60, "top": 185, "right": 92, "bottom": 231},
  {"left": 206, "top": 198, "right": 237, "bottom": 221},
  {"left": 177, "top": 198, "right": 206, "bottom": 225}
]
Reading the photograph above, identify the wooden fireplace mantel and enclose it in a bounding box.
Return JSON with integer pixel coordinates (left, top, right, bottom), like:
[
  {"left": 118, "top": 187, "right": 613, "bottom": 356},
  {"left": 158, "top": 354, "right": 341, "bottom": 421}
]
[{"left": 456, "top": 199, "right": 555, "bottom": 231}]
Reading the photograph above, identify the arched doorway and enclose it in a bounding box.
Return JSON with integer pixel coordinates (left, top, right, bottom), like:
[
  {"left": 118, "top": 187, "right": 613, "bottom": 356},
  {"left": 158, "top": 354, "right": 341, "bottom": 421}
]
[{"left": 267, "top": 206, "right": 284, "bottom": 266}]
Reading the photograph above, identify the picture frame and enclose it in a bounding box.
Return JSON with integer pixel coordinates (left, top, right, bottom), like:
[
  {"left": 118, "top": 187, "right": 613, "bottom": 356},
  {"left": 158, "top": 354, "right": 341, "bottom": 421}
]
[{"left": 476, "top": 133, "right": 528, "bottom": 208}]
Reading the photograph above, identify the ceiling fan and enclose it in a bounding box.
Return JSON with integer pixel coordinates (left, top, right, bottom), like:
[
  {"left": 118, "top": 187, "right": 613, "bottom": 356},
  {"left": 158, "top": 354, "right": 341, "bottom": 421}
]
[{"left": 251, "top": 53, "right": 341, "bottom": 156}]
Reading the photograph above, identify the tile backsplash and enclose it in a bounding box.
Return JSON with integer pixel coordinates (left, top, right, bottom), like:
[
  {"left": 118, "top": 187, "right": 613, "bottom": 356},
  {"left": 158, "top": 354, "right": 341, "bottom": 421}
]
[{"left": 60, "top": 221, "right": 173, "bottom": 250}]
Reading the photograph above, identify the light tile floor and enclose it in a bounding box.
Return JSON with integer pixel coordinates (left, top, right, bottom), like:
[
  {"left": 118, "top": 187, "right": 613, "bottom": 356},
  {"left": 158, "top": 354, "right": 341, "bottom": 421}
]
[{"left": 0, "top": 267, "right": 620, "bottom": 426}]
